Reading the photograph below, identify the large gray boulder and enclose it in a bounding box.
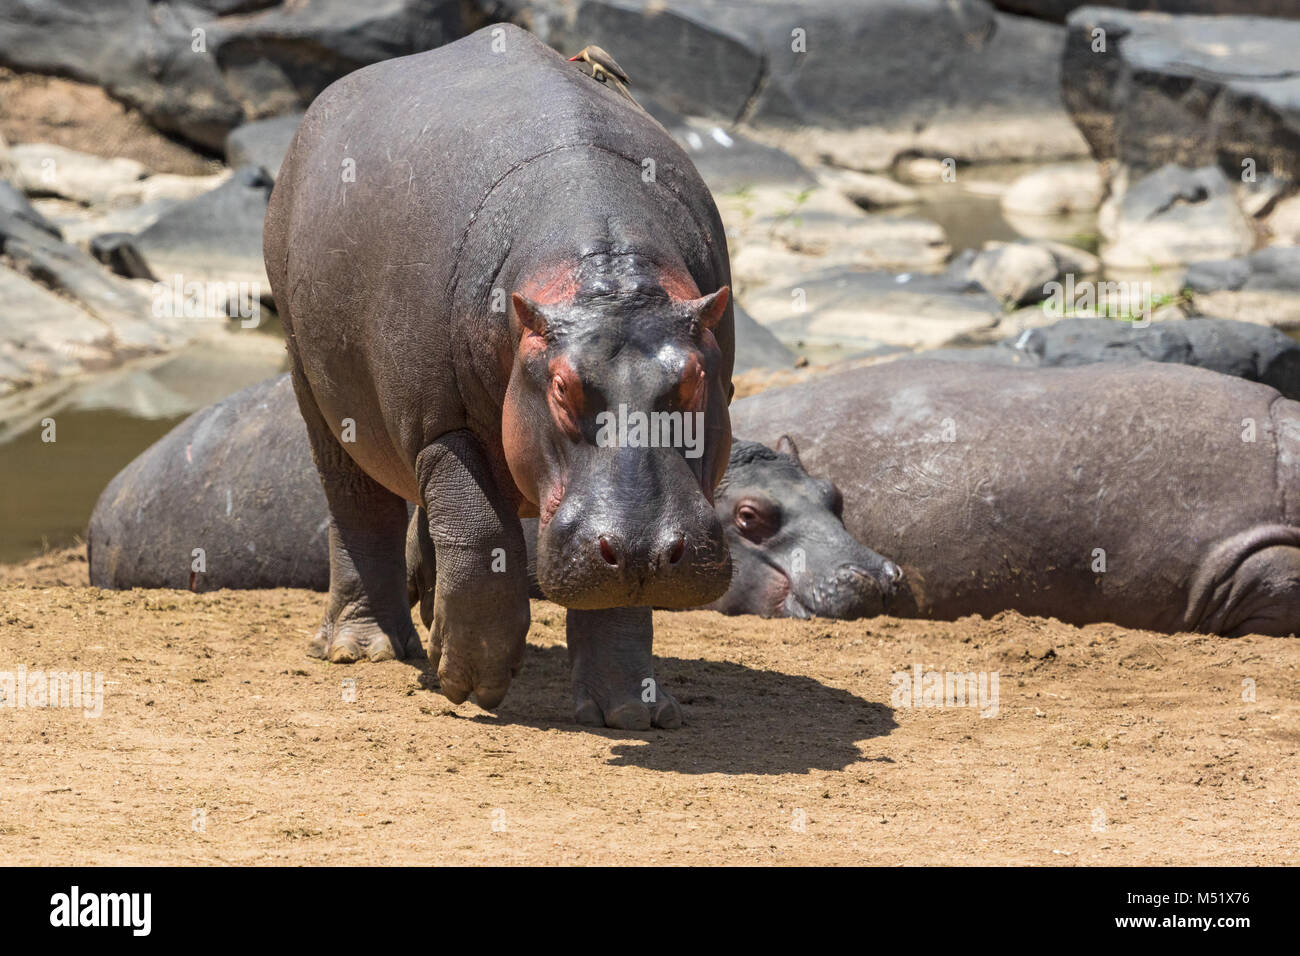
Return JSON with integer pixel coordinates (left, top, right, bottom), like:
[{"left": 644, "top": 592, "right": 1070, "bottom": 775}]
[
  {"left": 512, "top": 0, "right": 1087, "bottom": 166},
  {"left": 996, "top": 2, "right": 1300, "bottom": 22},
  {"left": 732, "top": 302, "right": 795, "bottom": 373},
  {"left": 132, "top": 165, "right": 273, "bottom": 292},
  {"left": 1063, "top": 7, "right": 1300, "bottom": 183},
  {"left": 0, "top": 177, "right": 225, "bottom": 394},
  {"left": 910, "top": 316, "right": 1300, "bottom": 400},
  {"left": 0, "top": 0, "right": 474, "bottom": 151},
  {"left": 741, "top": 267, "right": 1003, "bottom": 351},
  {"left": 1098, "top": 164, "right": 1256, "bottom": 270},
  {"left": 223, "top": 112, "right": 303, "bottom": 181}
]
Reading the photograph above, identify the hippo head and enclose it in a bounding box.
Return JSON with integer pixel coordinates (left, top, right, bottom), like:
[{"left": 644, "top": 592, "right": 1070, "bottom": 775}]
[
  {"left": 501, "top": 259, "right": 733, "bottom": 609},
  {"left": 706, "top": 437, "right": 903, "bottom": 619}
]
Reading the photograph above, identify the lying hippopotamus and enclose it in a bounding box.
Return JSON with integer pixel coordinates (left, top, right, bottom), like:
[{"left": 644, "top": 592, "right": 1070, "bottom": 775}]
[
  {"left": 733, "top": 360, "right": 1300, "bottom": 637},
  {"left": 89, "top": 376, "right": 902, "bottom": 620},
  {"left": 262, "top": 24, "right": 737, "bottom": 727}
]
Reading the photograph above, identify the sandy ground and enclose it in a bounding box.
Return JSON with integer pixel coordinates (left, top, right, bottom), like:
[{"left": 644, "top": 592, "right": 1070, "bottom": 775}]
[{"left": 1, "top": 549, "right": 1297, "bottom": 866}]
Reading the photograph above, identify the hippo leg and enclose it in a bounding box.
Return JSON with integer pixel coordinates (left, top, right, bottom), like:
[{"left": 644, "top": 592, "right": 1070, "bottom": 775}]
[
  {"left": 405, "top": 507, "right": 437, "bottom": 632},
  {"left": 1185, "top": 525, "right": 1300, "bottom": 637},
  {"left": 416, "top": 431, "right": 531, "bottom": 709},
  {"left": 567, "top": 607, "right": 682, "bottom": 730},
  {"left": 292, "top": 370, "right": 425, "bottom": 663}
]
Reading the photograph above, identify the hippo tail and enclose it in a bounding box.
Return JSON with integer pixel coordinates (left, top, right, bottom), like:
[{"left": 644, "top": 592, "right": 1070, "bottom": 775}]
[{"left": 1184, "top": 524, "right": 1300, "bottom": 637}]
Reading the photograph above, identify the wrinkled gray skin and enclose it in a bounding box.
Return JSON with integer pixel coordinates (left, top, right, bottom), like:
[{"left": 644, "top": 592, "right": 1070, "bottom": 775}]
[
  {"left": 263, "top": 24, "right": 737, "bottom": 728},
  {"left": 733, "top": 360, "right": 1300, "bottom": 637},
  {"left": 90, "top": 376, "right": 901, "bottom": 627}
]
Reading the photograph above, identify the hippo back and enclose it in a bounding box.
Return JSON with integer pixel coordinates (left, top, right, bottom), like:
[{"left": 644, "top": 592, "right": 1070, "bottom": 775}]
[{"left": 88, "top": 374, "right": 329, "bottom": 591}]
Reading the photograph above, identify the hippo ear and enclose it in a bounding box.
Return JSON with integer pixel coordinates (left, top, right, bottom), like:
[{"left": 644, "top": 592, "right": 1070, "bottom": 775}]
[
  {"left": 775, "top": 434, "right": 802, "bottom": 465},
  {"left": 686, "top": 285, "right": 730, "bottom": 335},
  {"left": 512, "top": 293, "right": 547, "bottom": 338}
]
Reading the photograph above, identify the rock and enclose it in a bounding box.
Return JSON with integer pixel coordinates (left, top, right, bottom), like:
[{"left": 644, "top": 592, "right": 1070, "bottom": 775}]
[
  {"left": 0, "top": 0, "right": 242, "bottom": 151},
  {"left": 106, "top": 170, "right": 232, "bottom": 204},
  {"left": 0, "top": 1, "right": 474, "bottom": 151},
  {"left": 720, "top": 183, "right": 952, "bottom": 294},
  {"left": 894, "top": 158, "right": 954, "bottom": 184},
  {"left": 223, "top": 112, "right": 303, "bottom": 181},
  {"left": 0, "top": 176, "right": 247, "bottom": 393},
  {"left": 1099, "top": 165, "right": 1256, "bottom": 270},
  {"left": 1001, "top": 161, "right": 1104, "bottom": 216},
  {"left": 1265, "top": 194, "right": 1300, "bottom": 245},
  {"left": 655, "top": 110, "right": 815, "bottom": 193},
  {"left": 741, "top": 267, "right": 1003, "bottom": 350},
  {"left": 1063, "top": 8, "right": 1300, "bottom": 183},
  {"left": 9, "top": 142, "right": 146, "bottom": 205},
  {"left": 517, "top": 1, "right": 1086, "bottom": 168},
  {"left": 0, "top": 196, "right": 165, "bottom": 350},
  {"left": 1235, "top": 174, "right": 1289, "bottom": 220},
  {"left": 0, "top": 132, "right": 13, "bottom": 180},
  {"left": 816, "top": 167, "right": 918, "bottom": 210},
  {"left": 0, "top": 180, "right": 61, "bottom": 238},
  {"left": 512, "top": 0, "right": 763, "bottom": 123},
  {"left": 1185, "top": 247, "right": 1300, "bottom": 328},
  {"left": 995, "top": 2, "right": 1300, "bottom": 22},
  {"left": 733, "top": 301, "right": 795, "bottom": 373},
  {"left": 54, "top": 198, "right": 181, "bottom": 246},
  {"left": 962, "top": 241, "right": 1061, "bottom": 307},
  {"left": 90, "top": 233, "right": 156, "bottom": 281},
  {"left": 910, "top": 315, "right": 1300, "bottom": 400},
  {"left": 0, "top": 266, "right": 116, "bottom": 389},
  {"left": 1036, "top": 239, "right": 1101, "bottom": 277},
  {"left": 132, "top": 165, "right": 272, "bottom": 291},
  {"left": 954, "top": 239, "right": 1099, "bottom": 307}
]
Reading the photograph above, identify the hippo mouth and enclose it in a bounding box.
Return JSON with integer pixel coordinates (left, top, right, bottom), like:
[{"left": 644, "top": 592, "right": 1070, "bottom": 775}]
[{"left": 755, "top": 553, "right": 897, "bottom": 620}]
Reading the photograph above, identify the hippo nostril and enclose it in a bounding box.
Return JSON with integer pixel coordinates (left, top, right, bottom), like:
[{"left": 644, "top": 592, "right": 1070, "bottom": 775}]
[
  {"left": 667, "top": 535, "right": 686, "bottom": 565},
  {"left": 599, "top": 536, "right": 619, "bottom": 566},
  {"left": 882, "top": 560, "right": 903, "bottom": 585}
]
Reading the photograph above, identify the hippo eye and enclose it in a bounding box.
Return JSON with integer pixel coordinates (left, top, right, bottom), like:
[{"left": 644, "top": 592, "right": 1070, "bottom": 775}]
[{"left": 734, "top": 499, "right": 779, "bottom": 543}]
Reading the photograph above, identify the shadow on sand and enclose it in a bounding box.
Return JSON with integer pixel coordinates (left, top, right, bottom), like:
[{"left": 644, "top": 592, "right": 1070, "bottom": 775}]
[{"left": 415, "top": 642, "right": 895, "bottom": 776}]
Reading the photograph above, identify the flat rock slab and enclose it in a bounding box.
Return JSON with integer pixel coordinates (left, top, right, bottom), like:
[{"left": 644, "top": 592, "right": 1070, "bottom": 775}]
[
  {"left": 133, "top": 165, "right": 272, "bottom": 290},
  {"left": 742, "top": 267, "right": 1002, "bottom": 350},
  {"left": 224, "top": 112, "right": 303, "bottom": 182},
  {"left": 1186, "top": 246, "right": 1300, "bottom": 328},
  {"left": 1064, "top": 7, "right": 1300, "bottom": 181},
  {"left": 9, "top": 142, "right": 146, "bottom": 205}
]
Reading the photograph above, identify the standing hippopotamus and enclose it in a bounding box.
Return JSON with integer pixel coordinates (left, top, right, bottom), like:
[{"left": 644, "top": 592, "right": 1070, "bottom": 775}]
[
  {"left": 733, "top": 360, "right": 1300, "bottom": 636},
  {"left": 263, "top": 24, "right": 737, "bottom": 727},
  {"left": 89, "top": 377, "right": 902, "bottom": 621}
]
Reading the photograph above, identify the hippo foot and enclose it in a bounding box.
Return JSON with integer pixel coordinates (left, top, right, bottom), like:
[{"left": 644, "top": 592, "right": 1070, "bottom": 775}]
[
  {"left": 573, "top": 681, "right": 682, "bottom": 730},
  {"left": 566, "top": 606, "right": 679, "bottom": 730},
  {"left": 307, "top": 605, "right": 426, "bottom": 663}
]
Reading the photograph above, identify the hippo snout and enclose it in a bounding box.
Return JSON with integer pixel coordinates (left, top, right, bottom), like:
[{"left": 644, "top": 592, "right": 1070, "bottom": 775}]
[
  {"left": 802, "top": 559, "right": 904, "bottom": 619},
  {"left": 537, "top": 502, "right": 732, "bottom": 610}
]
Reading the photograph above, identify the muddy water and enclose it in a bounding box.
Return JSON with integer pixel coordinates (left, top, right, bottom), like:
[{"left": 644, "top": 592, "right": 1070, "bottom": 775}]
[{"left": 0, "top": 340, "right": 288, "bottom": 564}]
